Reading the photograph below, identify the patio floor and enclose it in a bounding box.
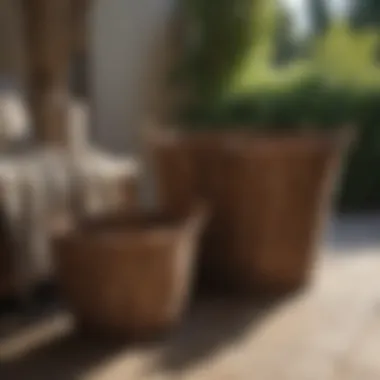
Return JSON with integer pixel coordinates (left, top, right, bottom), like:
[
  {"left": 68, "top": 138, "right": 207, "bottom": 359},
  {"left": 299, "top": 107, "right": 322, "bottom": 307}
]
[{"left": 1, "top": 215, "right": 380, "bottom": 380}]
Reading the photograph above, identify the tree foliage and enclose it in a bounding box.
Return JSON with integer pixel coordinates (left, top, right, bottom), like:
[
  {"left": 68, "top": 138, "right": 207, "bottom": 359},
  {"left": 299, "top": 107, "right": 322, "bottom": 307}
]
[
  {"left": 312, "top": 21, "right": 380, "bottom": 87},
  {"left": 273, "top": 6, "right": 300, "bottom": 66},
  {"left": 309, "top": 0, "right": 329, "bottom": 36},
  {"left": 350, "top": 0, "right": 380, "bottom": 29}
]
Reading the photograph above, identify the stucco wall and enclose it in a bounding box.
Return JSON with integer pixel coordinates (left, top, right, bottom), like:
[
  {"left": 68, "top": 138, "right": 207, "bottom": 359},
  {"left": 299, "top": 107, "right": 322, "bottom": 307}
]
[{"left": 90, "top": 0, "right": 175, "bottom": 155}]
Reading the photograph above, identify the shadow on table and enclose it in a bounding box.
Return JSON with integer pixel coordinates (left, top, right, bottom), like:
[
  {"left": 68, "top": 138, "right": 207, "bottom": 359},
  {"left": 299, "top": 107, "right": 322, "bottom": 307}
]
[
  {"left": 0, "top": 312, "right": 129, "bottom": 380},
  {"left": 0, "top": 292, "right": 297, "bottom": 379},
  {"left": 150, "top": 293, "right": 295, "bottom": 375}
]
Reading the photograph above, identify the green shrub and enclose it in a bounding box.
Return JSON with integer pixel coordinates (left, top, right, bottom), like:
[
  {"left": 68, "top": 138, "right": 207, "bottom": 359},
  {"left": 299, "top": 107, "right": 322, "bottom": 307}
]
[
  {"left": 181, "top": 73, "right": 362, "bottom": 131},
  {"left": 177, "top": 1, "right": 363, "bottom": 133},
  {"left": 338, "top": 90, "right": 380, "bottom": 211}
]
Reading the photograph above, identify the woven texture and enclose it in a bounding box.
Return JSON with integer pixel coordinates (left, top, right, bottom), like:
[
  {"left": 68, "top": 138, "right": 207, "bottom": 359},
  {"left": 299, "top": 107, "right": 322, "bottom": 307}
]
[
  {"left": 54, "top": 206, "right": 206, "bottom": 338},
  {"left": 151, "top": 130, "right": 349, "bottom": 294}
]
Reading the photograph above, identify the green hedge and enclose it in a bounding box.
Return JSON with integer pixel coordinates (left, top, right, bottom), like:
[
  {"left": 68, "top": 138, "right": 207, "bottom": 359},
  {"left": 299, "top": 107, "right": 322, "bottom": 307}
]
[
  {"left": 339, "top": 94, "right": 380, "bottom": 212},
  {"left": 177, "top": 0, "right": 380, "bottom": 212}
]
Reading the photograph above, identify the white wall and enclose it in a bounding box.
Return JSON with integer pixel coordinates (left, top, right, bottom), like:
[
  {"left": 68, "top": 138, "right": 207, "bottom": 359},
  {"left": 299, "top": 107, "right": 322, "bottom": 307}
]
[{"left": 90, "top": 0, "right": 175, "bottom": 155}]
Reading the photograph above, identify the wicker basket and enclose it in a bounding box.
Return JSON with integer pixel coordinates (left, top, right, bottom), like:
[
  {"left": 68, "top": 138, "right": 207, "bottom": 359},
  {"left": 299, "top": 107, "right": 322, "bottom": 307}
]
[
  {"left": 54, "top": 204, "right": 207, "bottom": 339},
  {"left": 150, "top": 130, "right": 245, "bottom": 290},
  {"left": 150, "top": 129, "right": 351, "bottom": 294},
  {"left": 223, "top": 133, "right": 348, "bottom": 294}
]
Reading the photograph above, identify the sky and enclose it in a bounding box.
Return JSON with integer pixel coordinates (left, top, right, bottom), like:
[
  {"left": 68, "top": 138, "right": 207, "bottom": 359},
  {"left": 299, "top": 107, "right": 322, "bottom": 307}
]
[{"left": 282, "top": 0, "right": 352, "bottom": 37}]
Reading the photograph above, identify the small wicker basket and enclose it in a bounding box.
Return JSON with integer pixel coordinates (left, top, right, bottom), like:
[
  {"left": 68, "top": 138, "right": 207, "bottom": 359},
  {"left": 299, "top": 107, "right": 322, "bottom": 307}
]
[{"left": 54, "top": 204, "right": 207, "bottom": 339}]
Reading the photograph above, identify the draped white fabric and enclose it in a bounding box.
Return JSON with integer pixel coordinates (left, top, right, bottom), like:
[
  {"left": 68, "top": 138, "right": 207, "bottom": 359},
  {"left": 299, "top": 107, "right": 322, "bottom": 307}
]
[{"left": 0, "top": 98, "right": 139, "bottom": 297}]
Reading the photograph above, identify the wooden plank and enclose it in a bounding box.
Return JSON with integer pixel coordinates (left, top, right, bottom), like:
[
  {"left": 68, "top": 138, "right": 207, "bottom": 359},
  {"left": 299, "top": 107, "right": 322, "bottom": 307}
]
[{"left": 22, "top": 0, "right": 71, "bottom": 146}]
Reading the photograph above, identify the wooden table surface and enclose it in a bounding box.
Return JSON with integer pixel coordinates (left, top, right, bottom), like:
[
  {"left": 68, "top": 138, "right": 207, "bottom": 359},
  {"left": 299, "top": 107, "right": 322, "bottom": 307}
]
[{"left": 1, "top": 216, "right": 380, "bottom": 380}]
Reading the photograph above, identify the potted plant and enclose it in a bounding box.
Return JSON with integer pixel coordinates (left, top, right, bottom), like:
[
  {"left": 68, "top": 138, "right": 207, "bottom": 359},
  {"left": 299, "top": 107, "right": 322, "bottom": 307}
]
[
  {"left": 150, "top": 0, "right": 354, "bottom": 294},
  {"left": 53, "top": 203, "right": 207, "bottom": 339}
]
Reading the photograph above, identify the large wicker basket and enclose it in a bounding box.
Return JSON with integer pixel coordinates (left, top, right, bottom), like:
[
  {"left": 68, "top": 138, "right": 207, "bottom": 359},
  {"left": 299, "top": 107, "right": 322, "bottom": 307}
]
[
  {"left": 54, "top": 204, "right": 207, "bottom": 339},
  {"left": 151, "top": 129, "right": 350, "bottom": 294}
]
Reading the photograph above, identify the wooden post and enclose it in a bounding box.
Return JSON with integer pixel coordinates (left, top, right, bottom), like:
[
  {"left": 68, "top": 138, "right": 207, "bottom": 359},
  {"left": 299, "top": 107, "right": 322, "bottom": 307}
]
[
  {"left": 144, "top": 2, "right": 187, "bottom": 126},
  {"left": 22, "top": 0, "right": 71, "bottom": 146},
  {"left": 71, "top": 0, "right": 92, "bottom": 99}
]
